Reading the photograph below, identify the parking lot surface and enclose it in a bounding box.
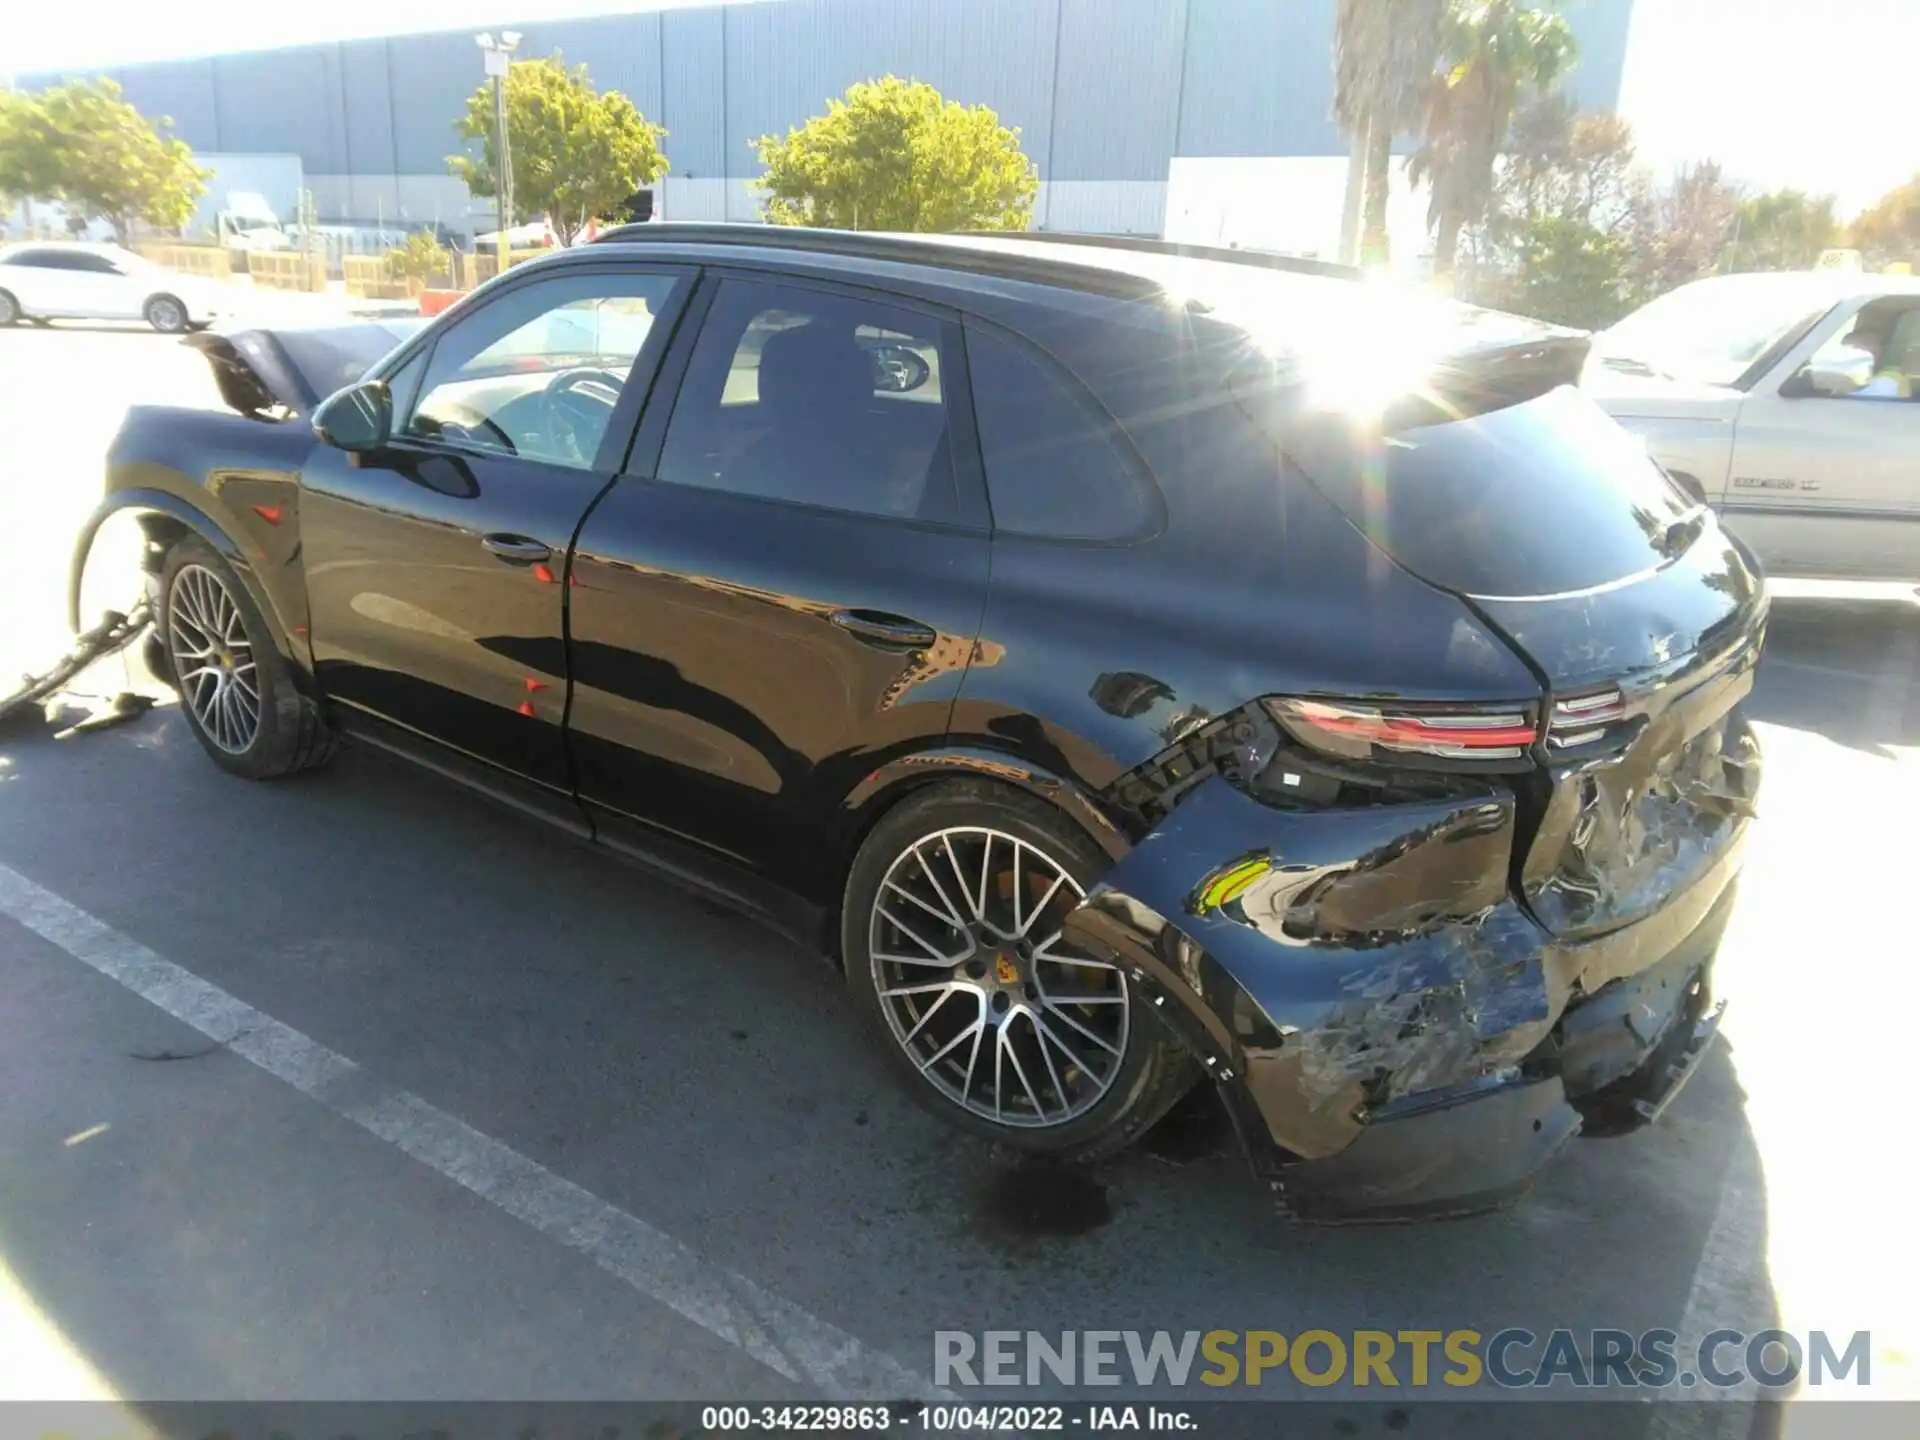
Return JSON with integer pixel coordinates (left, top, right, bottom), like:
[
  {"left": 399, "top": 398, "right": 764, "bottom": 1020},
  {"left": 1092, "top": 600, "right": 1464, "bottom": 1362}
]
[{"left": 3, "top": 325, "right": 1917, "bottom": 1425}]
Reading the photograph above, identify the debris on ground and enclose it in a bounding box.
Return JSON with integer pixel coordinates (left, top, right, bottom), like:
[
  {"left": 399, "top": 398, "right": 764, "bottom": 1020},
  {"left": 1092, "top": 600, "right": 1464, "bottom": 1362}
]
[{"left": 0, "top": 602, "right": 153, "bottom": 735}]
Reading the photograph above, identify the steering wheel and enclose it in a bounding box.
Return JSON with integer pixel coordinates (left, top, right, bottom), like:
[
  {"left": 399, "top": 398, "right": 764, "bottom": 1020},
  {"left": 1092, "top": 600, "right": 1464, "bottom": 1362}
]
[{"left": 544, "top": 368, "right": 626, "bottom": 465}]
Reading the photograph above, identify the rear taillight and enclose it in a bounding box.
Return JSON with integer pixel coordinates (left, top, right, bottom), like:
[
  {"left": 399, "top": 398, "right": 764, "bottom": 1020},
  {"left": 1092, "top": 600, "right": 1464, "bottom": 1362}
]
[{"left": 1265, "top": 697, "right": 1538, "bottom": 764}]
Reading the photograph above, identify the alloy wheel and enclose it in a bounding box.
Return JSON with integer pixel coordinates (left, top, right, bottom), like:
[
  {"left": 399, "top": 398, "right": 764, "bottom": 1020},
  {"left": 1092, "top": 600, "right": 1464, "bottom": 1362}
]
[
  {"left": 148, "top": 297, "right": 186, "bottom": 332},
  {"left": 167, "top": 564, "right": 261, "bottom": 754},
  {"left": 868, "top": 826, "right": 1129, "bottom": 1128}
]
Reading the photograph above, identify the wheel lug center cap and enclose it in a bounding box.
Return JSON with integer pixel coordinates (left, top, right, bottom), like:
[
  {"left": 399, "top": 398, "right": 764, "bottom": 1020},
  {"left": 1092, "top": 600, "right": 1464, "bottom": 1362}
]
[{"left": 993, "top": 951, "right": 1021, "bottom": 986}]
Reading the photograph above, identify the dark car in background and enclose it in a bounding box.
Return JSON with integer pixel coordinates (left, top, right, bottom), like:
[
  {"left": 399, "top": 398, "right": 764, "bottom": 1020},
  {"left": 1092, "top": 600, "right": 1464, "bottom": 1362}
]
[{"left": 73, "top": 226, "right": 1765, "bottom": 1221}]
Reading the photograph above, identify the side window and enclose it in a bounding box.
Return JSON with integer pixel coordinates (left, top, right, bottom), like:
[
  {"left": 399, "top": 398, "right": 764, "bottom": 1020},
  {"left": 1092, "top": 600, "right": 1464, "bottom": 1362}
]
[
  {"left": 962, "top": 324, "right": 1157, "bottom": 540},
  {"left": 1798, "top": 298, "right": 1920, "bottom": 401},
  {"left": 8, "top": 249, "right": 68, "bottom": 270},
  {"left": 654, "top": 279, "right": 958, "bottom": 522},
  {"left": 403, "top": 270, "right": 683, "bottom": 470},
  {"left": 73, "top": 253, "right": 121, "bottom": 274}
]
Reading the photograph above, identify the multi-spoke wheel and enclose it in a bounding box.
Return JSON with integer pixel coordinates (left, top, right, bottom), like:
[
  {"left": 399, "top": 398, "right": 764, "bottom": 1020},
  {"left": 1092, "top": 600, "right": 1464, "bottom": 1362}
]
[
  {"left": 158, "top": 537, "right": 336, "bottom": 779},
  {"left": 168, "top": 563, "right": 261, "bottom": 754},
  {"left": 844, "top": 781, "right": 1194, "bottom": 1159}
]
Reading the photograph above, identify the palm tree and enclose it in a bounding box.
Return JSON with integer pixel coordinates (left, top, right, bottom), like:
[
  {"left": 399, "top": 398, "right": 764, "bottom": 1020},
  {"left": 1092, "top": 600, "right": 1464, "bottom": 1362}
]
[
  {"left": 1409, "top": 0, "right": 1577, "bottom": 285},
  {"left": 1334, "top": 0, "right": 1446, "bottom": 266}
]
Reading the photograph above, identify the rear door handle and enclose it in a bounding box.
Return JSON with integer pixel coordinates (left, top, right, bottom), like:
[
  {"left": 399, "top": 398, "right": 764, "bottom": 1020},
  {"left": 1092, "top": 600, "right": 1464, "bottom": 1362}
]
[
  {"left": 830, "top": 609, "right": 937, "bottom": 650},
  {"left": 481, "top": 534, "right": 552, "bottom": 563}
]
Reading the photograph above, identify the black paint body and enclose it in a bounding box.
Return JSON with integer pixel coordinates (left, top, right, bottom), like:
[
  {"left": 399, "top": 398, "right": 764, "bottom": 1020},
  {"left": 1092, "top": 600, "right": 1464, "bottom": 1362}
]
[{"left": 79, "top": 232, "right": 1767, "bottom": 1219}]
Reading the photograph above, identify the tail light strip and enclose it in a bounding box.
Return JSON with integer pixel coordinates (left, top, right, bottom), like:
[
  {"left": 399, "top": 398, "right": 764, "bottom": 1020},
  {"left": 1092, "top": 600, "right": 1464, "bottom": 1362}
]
[{"left": 1269, "top": 698, "right": 1537, "bottom": 761}]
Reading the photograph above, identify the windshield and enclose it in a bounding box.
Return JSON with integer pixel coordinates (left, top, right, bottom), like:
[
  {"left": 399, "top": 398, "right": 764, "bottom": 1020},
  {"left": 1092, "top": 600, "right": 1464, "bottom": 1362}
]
[{"left": 1593, "top": 275, "right": 1839, "bottom": 387}]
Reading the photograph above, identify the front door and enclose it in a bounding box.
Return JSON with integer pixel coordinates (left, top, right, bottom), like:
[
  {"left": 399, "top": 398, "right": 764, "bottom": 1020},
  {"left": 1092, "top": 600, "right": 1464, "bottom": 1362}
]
[
  {"left": 301, "top": 264, "right": 692, "bottom": 792},
  {"left": 566, "top": 274, "right": 992, "bottom": 898},
  {"left": 1727, "top": 295, "right": 1920, "bottom": 579}
]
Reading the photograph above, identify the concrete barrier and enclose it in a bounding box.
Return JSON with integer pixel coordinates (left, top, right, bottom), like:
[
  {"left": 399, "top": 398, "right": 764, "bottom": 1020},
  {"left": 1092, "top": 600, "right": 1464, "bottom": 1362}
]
[
  {"left": 244, "top": 251, "right": 327, "bottom": 292},
  {"left": 135, "top": 244, "right": 234, "bottom": 279}
]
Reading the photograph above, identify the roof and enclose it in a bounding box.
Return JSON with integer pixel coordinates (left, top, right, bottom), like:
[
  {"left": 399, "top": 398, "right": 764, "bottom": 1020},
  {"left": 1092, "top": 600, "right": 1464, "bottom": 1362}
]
[{"left": 585, "top": 223, "right": 1362, "bottom": 295}]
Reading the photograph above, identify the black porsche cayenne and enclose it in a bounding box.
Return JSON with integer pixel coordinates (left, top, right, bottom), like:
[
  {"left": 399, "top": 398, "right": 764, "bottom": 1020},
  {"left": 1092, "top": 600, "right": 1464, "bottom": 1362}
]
[{"left": 78, "top": 226, "right": 1763, "bottom": 1221}]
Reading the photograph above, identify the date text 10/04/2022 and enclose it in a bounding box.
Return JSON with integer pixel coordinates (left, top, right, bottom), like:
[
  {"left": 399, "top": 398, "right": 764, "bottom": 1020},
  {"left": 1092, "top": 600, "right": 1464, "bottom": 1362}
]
[{"left": 700, "top": 1406, "right": 1195, "bottom": 1431}]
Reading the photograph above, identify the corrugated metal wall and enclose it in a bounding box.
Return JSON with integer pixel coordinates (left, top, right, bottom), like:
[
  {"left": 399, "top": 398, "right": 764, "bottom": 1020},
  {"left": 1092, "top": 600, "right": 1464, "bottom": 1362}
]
[{"left": 25, "top": 0, "right": 1634, "bottom": 232}]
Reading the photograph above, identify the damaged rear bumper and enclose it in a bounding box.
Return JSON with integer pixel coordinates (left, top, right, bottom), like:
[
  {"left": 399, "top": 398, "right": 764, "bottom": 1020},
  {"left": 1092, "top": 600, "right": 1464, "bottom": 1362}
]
[{"left": 1063, "top": 775, "right": 1746, "bottom": 1223}]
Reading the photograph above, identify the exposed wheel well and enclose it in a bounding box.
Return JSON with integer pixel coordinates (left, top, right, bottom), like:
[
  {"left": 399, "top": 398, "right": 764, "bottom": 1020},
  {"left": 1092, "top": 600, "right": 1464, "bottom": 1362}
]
[{"left": 820, "top": 767, "right": 1129, "bottom": 969}]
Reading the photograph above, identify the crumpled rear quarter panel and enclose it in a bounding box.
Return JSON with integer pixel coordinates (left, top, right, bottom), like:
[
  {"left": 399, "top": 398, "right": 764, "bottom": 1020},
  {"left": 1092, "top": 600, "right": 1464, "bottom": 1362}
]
[{"left": 1062, "top": 772, "right": 1748, "bottom": 1169}]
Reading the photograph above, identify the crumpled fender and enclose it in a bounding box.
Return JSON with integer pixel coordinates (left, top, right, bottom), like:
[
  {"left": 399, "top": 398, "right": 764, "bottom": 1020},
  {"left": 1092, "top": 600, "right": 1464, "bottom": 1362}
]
[{"left": 1063, "top": 774, "right": 1746, "bottom": 1167}]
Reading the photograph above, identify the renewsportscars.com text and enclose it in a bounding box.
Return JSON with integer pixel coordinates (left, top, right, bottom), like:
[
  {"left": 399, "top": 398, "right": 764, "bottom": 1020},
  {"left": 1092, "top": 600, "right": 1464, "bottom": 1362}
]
[{"left": 934, "top": 1329, "right": 1873, "bottom": 1391}]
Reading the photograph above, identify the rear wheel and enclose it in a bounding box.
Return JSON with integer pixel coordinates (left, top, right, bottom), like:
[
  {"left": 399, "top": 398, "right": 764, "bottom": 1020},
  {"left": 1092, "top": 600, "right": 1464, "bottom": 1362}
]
[
  {"left": 0, "top": 290, "right": 19, "bottom": 326},
  {"left": 843, "top": 781, "right": 1194, "bottom": 1160},
  {"left": 144, "top": 293, "right": 189, "bottom": 334},
  {"left": 159, "top": 537, "right": 335, "bottom": 779}
]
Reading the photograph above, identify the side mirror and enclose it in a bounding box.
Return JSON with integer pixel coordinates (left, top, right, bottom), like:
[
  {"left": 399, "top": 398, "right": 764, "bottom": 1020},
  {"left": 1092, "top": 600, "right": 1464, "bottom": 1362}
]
[
  {"left": 1786, "top": 347, "right": 1874, "bottom": 398},
  {"left": 313, "top": 379, "right": 393, "bottom": 450}
]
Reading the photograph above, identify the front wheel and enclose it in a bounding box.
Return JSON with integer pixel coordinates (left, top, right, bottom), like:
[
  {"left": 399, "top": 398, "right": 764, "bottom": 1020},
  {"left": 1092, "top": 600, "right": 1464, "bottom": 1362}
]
[
  {"left": 842, "top": 781, "right": 1194, "bottom": 1161},
  {"left": 145, "top": 293, "right": 189, "bottom": 333},
  {"left": 159, "top": 538, "right": 335, "bottom": 778},
  {"left": 0, "top": 290, "right": 19, "bottom": 326}
]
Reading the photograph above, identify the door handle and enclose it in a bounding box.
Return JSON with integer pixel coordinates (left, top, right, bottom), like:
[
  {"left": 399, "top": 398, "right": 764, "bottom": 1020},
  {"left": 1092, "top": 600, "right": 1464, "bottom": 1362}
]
[
  {"left": 481, "top": 534, "right": 552, "bottom": 563},
  {"left": 830, "top": 609, "right": 937, "bottom": 650}
]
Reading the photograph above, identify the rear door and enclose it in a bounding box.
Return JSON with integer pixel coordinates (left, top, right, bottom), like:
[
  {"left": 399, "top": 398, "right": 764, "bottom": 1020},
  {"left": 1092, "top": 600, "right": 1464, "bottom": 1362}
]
[
  {"left": 301, "top": 263, "right": 691, "bottom": 803},
  {"left": 1, "top": 249, "right": 82, "bottom": 314},
  {"left": 566, "top": 272, "right": 991, "bottom": 892},
  {"left": 1283, "top": 382, "right": 1766, "bottom": 941},
  {"left": 1724, "top": 294, "right": 1920, "bottom": 579}
]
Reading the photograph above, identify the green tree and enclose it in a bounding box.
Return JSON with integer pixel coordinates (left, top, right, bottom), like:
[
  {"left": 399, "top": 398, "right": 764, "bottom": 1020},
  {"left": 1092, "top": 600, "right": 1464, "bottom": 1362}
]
[
  {"left": 1850, "top": 173, "right": 1920, "bottom": 268},
  {"left": 1724, "top": 189, "right": 1839, "bottom": 272},
  {"left": 1464, "top": 95, "right": 1643, "bottom": 324},
  {"left": 754, "top": 76, "right": 1037, "bottom": 231},
  {"left": 387, "top": 229, "right": 450, "bottom": 286},
  {"left": 450, "top": 53, "right": 669, "bottom": 247},
  {"left": 1629, "top": 160, "right": 1740, "bottom": 301},
  {"left": 0, "top": 79, "right": 207, "bottom": 238},
  {"left": 1334, "top": 0, "right": 1446, "bottom": 265},
  {"left": 1409, "top": 0, "right": 1578, "bottom": 284}
]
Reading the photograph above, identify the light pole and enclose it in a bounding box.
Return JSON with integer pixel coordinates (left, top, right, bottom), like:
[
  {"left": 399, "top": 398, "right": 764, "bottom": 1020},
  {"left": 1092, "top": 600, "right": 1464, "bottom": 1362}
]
[{"left": 475, "top": 30, "right": 521, "bottom": 274}]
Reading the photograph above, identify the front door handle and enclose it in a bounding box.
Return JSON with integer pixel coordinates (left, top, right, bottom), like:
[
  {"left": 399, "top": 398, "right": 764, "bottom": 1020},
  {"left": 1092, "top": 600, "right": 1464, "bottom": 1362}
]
[
  {"left": 481, "top": 534, "right": 552, "bottom": 563},
  {"left": 830, "top": 609, "right": 937, "bottom": 651}
]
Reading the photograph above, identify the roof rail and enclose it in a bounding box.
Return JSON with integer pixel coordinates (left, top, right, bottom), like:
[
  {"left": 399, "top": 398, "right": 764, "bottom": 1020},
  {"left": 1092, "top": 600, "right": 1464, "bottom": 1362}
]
[
  {"left": 970, "top": 231, "right": 1363, "bottom": 281},
  {"left": 588, "top": 221, "right": 1360, "bottom": 288}
]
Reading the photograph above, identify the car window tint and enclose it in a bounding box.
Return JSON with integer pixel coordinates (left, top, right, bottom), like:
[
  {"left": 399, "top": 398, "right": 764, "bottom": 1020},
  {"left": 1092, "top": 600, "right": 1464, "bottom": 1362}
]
[
  {"left": 962, "top": 324, "right": 1155, "bottom": 540},
  {"left": 73, "top": 253, "right": 120, "bottom": 274},
  {"left": 654, "top": 279, "right": 958, "bottom": 522},
  {"left": 403, "top": 271, "right": 680, "bottom": 471}
]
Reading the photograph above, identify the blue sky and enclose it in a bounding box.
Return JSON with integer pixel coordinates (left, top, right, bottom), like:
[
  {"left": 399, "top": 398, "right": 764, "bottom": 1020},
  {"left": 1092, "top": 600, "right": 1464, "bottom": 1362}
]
[{"left": 7, "top": 0, "right": 1912, "bottom": 218}]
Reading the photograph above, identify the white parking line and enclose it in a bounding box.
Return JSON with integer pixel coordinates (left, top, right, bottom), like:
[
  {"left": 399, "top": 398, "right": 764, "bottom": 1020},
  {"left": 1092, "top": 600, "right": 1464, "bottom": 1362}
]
[{"left": 0, "top": 860, "right": 947, "bottom": 1404}]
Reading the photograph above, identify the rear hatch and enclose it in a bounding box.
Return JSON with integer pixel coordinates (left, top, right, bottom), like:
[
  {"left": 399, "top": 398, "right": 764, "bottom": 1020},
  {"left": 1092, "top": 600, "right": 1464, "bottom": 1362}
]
[{"left": 1245, "top": 329, "right": 1765, "bottom": 941}]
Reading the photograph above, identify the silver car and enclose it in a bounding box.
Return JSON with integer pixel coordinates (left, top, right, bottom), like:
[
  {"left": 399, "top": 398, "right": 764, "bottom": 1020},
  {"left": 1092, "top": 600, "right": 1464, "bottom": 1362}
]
[{"left": 1585, "top": 270, "right": 1920, "bottom": 582}]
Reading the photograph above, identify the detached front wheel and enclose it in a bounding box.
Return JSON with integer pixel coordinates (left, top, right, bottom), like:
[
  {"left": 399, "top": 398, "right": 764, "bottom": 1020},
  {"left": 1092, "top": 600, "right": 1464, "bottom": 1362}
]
[
  {"left": 843, "top": 781, "right": 1193, "bottom": 1160},
  {"left": 160, "top": 538, "right": 334, "bottom": 778}
]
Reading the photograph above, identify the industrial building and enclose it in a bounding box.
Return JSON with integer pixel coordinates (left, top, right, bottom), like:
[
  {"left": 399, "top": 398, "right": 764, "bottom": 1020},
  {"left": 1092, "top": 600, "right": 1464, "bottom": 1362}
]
[{"left": 19, "top": 0, "right": 1635, "bottom": 241}]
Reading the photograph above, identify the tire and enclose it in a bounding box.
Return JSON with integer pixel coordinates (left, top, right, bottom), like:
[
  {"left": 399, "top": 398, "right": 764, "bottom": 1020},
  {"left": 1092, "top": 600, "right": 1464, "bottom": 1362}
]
[
  {"left": 144, "top": 293, "right": 189, "bottom": 334},
  {"left": 158, "top": 537, "right": 335, "bottom": 779},
  {"left": 842, "top": 779, "right": 1195, "bottom": 1161},
  {"left": 0, "top": 290, "right": 19, "bottom": 326}
]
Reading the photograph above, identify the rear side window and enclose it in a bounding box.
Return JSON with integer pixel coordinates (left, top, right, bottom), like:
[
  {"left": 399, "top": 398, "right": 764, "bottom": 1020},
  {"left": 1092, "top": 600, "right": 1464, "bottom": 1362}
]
[
  {"left": 1281, "top": 385, "right": 1699, "bottom": 598},
  {"left": 963, "top": 324, "right": 1157, "bottom": 541}
]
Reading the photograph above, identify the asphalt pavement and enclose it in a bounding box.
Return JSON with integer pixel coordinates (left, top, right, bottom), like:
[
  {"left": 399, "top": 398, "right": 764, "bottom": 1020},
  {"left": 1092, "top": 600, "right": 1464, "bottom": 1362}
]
[{"left": 2, "top": 324, "right": 1916, "bottom": 1431}]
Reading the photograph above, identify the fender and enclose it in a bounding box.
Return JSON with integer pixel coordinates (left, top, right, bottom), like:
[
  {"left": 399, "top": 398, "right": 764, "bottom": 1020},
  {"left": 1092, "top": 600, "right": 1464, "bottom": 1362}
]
[
  {"left": 68, "top": 488, "right": 306, "bottom": 678},
  {"left": 836, "top": 745, "right": 1136, "bottom": 866}
]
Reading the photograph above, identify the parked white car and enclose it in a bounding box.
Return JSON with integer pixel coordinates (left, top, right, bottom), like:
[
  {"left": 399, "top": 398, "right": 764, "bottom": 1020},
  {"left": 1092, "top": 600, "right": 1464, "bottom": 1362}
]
[
  {"left": 1585, "top": 270, "right": 1920, "bottom": 582},
  {"left": 0, "top": 242, "right": 231, "bottom": 333}
]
